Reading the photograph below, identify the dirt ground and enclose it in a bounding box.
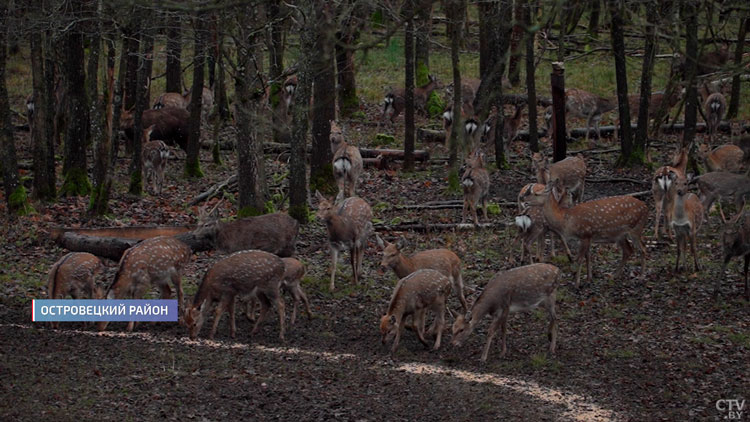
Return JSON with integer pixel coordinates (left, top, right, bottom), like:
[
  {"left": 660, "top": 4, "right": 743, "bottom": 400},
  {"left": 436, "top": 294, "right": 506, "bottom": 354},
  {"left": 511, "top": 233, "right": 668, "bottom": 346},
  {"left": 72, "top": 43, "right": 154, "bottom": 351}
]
[{"left": 1, "top": 112, "right": 749, "bottom": 422}]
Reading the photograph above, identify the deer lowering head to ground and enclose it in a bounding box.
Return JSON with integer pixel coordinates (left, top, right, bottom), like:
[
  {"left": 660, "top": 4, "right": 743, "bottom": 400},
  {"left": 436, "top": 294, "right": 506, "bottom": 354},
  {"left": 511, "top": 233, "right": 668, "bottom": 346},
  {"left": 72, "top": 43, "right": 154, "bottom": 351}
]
[
  {"left": 461, "top": 149, "right": 491, "bottom": 225},
  {"left": 380, "top": 269, "right": 452, "bottom": 358},
  {"left": 142, "top": 125, "right": 170, "bottom": 195},
  {"left": 694, "top": 172, "right": 750, "bottom": 223},
  {"left": 526, "top": 179, "right": 648, "bottom": 287},
  {"left": 451, "top": 263, "right": 559, "bottom": 362},
  {"left": 531, "top": 152, "right": 587, "bottom": 205},
  {"left": 627, "top": 90, "right": 682, "bottom": 124},
  {"left": 316, "top": 192, "right": 372, "bottom": 291},
  {"left": 704, "top": 92, "right": 727, "bottom": 144},
  {"left": 720, "top": 211, "right": 750, "bottom": 300},
  {"left": 380, "top": 75, "right": 441, "bottom": 128},
  {"left": 376, "top": 236, "right": 467, "bottom": 313},
  {"left": 183, "top": 250, "right": 286, "bottom": 341},
  {"left": 670, "top": 177, "right": 704, "bottom": 273},
  {"left": 47, "top": 252, "right": 104, "bottom": 329},
  {"left": 97, "top": 236, "right": 192, "bottom": 332},
  {"left": 518, "top": 185, "right": 573, "bottom": 263},
  {"left": 330, "top": 120, "right": 363, "bottom": 202},
  {"left": 652, "top": 149, "right": 686, "bottom": 240},
  {"left": 697, "top": 143, "right": 744, "bottom": 173}
]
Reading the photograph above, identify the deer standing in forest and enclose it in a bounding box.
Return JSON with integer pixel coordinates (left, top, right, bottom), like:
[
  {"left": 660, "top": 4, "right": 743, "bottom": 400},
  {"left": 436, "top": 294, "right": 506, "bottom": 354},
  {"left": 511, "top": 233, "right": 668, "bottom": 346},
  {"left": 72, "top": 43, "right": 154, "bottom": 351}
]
[
  {"left": 651, "top": 146, "right": 688, "bottom": 240},
  {"left": 697, "top": 143, "right": 744, "bottom": 173},
  {"left": 330, "top": 120, "right": 363, "bottom": 201},
  {"left": 531, "top": 152, "right": 587, "bottom": 205},
  {"left": 670, "top": 177, "right": 704, "bottom": 273},
  {"left": 380, "top": 75, "right": 441, "bottom": 129},
  {"left": 461, "top": 149, "right": 490, "bottom": 225},
  {"left": 142, "top": 125, "right": 170, "bottom": 195}
]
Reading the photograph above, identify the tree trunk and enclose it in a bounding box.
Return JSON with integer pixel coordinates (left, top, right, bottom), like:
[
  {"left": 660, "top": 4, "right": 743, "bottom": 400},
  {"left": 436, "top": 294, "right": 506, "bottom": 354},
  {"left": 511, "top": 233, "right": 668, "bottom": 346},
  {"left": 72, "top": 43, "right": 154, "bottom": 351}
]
[
  {"left": 335, "top": 15, "right": 360, "bottom": 119},
  {"left": 207, "top": 15, "right": 217, "bottom": 89},
  {"left": 267, "top": 0, "right": 286, "bottom": 143},
  {"left": 165, "top": 12, "right": 182, "bottom": 93},
  {"left": 588, "top": 0, "right": 601, "bottom": 38},
  {"left": 551, "top": 63, "right": 566, "bottom": 162},
  {"left": 415, "top": 0, "right": 433, "bottom": 83},
  {"left": 310, "top": 3, "right": 336, "bottom": 194},
  {"left": 525, "top": 0, "right": 539, "bottom": 152},
  {"left": 185, "top": 15, "right": 206, "bottom": 178},
  {"left": 123, "top": 20, "right": 141, "bottom": 111},
  {"left": 445, "top": 0, "right": 465, "bottom": 172},
  {"left": 61, "top": 0, "right": 91, "bottom": 197},
  {"left": 43, "top": 31, "right": 57, "bottom": 188},
  {"left": 609, "top": 0, "right": 635, "bottom": 166},
  {"left": 681, "top": 1, "right": 699, "bottom": 151},
  {"left": 90, "top": 36, "right": 116, "bottom": 216},
  {"left": 86, "top": 5, "right": 108, "bottom": 214},
  {"left": 214, "top": 31, "right": 229, "bottom": 123},
  {"left": 477, "top": 0, "right": 490, "bottom": 79},
  {"left": 507, "top": 0, "right": 524, "bottom": 86},
  {"left": 727, "top": 16, "right": 748, "bottom": 119},
  {"left": 634, "top": 0, "right": 656, "bottom": 157},
  {"left": 128, "top": 16, "right": 154, "bottom": 195},
  {"left": 0, "top": 5, "right": 24, "bottom": 214},
  {"left": 404, "top": 0, "right": 416, "bottom": 171},
  {"left": 30, "top": 15, "right": 55, "bottom": 200}
]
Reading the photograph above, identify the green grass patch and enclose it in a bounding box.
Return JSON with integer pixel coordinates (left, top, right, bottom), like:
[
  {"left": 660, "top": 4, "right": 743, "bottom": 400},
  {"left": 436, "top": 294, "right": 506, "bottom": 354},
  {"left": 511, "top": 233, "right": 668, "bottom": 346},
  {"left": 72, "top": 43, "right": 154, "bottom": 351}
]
[{"left": 605, "top": 348, "right": 636, "bottom": 359}]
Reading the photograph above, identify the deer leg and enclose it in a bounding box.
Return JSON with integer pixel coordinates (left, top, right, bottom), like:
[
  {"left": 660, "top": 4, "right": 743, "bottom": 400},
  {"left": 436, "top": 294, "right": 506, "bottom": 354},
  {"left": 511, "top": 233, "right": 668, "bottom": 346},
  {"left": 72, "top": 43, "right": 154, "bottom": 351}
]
[
  {"left": 252, "top": 293, "right": 272, "bottom": 335},
  {"left": 617, "top": 238, "right": 634, "bottom": 278},
  {"left": 245, "top": 293, "right": 258, "bottom": 322},
  {"left": 455, "top": 272, "right": 468, "bottom": 314},
  {"left": 329, "top": 247, "right": 339, "bottom": 291},
  {"left": 432, "top": 301, "right": 445, "bottom": 350},
  {"left": 498, "top": 308, "right": 510, "bottom": 359},
  {"left": 171, "top": 271, "right": 184, "bottom": 312},
  {"left": 481, "top": 196, "right": 488, "bottom": 221},
  {"left": 296, "top": 285, "right": 313, "bottom": 320},
  {"left": 391, "top": 316, "right": 404, "bottom": 358},
  {"left": 275, "top": 291, "right": 286, "bottom": 342},
  {"left": 585, "top": 114, "right": 593, "bottom": 142},
  {"left": 675, "top": 235, "right": 684, "bottom": 273},
  {"left": 545, "top": 293, "right": 558, "bottom": 354},
  {"left": 574, "top": 240, "right": 590, "bottom": 288},
  {"left": 228, "top": 295, "right": 237, "bottom": 339},
  {"left": 350, "top": 247, "right": 358, "bottom": 284},
  {"left": 481, "top": 313, "right": 504, "bottom": 362},
  {"left": 414, "top": 309, "right": 430, "bottom": 348},
  {"left": 654, "top": 197, "right": 663, "bottom": 240},
  {"left": 691, "top": 230, "right": 701, "bottom": 272},
  {"left": 209, "top": 299, "right": 226, "bottom": 340}
]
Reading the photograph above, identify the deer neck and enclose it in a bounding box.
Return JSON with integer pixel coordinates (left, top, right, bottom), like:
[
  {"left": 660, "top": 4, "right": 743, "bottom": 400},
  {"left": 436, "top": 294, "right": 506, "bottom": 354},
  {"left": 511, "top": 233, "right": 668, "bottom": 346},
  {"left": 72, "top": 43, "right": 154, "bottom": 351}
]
[
  {"left": 535, "top": 166, "right": 549, "bottom": 184},
  {"left": 391, "top": 254, "right": 417, "bottom": 279},
  {"left": 542, "top": 192, "right": 568, "bottom": 235}
]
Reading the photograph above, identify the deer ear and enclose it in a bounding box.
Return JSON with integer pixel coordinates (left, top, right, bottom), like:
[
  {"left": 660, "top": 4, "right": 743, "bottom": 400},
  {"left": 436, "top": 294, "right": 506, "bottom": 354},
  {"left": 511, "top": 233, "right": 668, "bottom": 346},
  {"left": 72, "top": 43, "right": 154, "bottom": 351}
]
[
  {"left": 375, "top": 235, "right": 385, "bottom": 249},
  {"left": 389, "top": 315, "right": 396, "bottom": 325},
  {"left": 396, "top": 236, "right": 407, "bottom": 250},
  {"left": 315, "top": 190, "right": 325, "bottom": 202},
  {"left": 464, "top": 311, "right": 472, "bottom": 322}
]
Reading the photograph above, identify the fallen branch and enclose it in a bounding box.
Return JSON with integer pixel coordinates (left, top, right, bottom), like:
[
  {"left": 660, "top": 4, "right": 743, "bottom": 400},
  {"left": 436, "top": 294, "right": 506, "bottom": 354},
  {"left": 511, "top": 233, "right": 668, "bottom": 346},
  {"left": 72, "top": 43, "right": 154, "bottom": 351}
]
[
  {"left": 417, "top": 128, "right": 445, "bottom": 144},
  {"left": 586, "top": 177, "right": 649, "bottom": 186},
  {"left": 626, "top": 190, "right": 651, "bottom": 198},
  {"left": 189, "top": 174, "right": 238, "bottom": 206},
  {"left": 393, "top": 200, "right": 517, "bottom": 210},
  {"left": 374, "top": 221, "right": 509, "bottom": 232},
  {"left": 56, "top": 232, "right": 140, "bottom": 261}
]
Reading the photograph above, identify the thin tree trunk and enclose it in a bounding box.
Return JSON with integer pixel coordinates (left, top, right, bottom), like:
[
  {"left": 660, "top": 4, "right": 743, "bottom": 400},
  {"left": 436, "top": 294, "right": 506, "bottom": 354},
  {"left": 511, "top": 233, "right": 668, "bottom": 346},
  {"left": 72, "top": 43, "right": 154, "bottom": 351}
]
[
  {"left": 415, "top": 0, "right": 432, "bottom": 83},
  {"left": 404, "top": 0, "right": 415, "bottom": 171},
  {"left": 123, "top": 21, "right": 141, "bottom": 110},
  {"left": 30, "top": 18, "right": 55, "bottom": 200},
  {"left": 0, "top": 5, "right": 24, "bottom": 214},
  {"left": 681, "top": 1, "right": 699, "bottom": 151},
  {"left": 128, "top": 16, "right": 154, "bottom": 195},
  {"left": 165, "top": 12, "right": 182, "bottom": 93},
  {"left": 588, "top": 0, "right": 601, "bottom": 38},
  {"left": 446, "top": 0, "right": 464, "bottom": 172},
  {"left": 727, "top": 16, "right": 748, "bottom": 119},
  {"left": 477, "top": 0, "right": 490, "bottom": 79},
  {"left": 609, "top": 0, "right": 635, "bottom": 165},
  {"left": 310, "top": 3, "right": 336, "bottom": 193},
  {"left": 207, "top": 15, "right": 217, "bottom": 89},
  {"left": 267, "top": 0, "right": 286, "bottom": 143},
  {"left": 335, "top": 18, "right": 360, "bottom": 119},
  {"left": 90, "top": 36, "right": 116, "bottom": 216},
  {"left": 525, "top": 0, "right": 539, "bottom": 152},
  {"left": 508, "top": 0, "right": 524, "bottom": 86},
  {"left": 634, "top": 0, "right": 656, "bottom": 157},
  {"left": 86, "top": 4, "right": 107, "bottom": 213},
  {"left": 215, "top": 31, "right": 229, "bottom": 123},
  {"left": 185, "top": 15, "right": 205, "bottom": 178}
]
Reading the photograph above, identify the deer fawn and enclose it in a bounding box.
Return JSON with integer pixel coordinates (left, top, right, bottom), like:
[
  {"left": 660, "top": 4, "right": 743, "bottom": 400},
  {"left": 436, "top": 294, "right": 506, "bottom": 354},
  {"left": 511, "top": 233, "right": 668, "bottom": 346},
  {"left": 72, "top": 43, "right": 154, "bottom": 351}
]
[
  {"left": 330, "top": 120, "right": 363, "bottom": 202},
  {"left": 670, "top": 178, "right": 704, "bottom": 272},
  {"left": 704, "top": 92, "right": 727, "bottom": 144},
  {"left": 651, "top": 147, "right": 687, "bottom": 240},
  {"left": 47, "top": 252, "right": 104, "bottom": 329},
  {"left": 694, "top": 172, "right": 750, "bottom": 222},
  {"left": 97, "top": 236, "right": 192, "bottom": 332},
  {"left": 380, "top": 269, "right": 452, "bottom": 357},
  {"left": 376, "top": 236, "right": 467, "bottom": 313},
  {"left": 142, "top": 126, "right": 170, "bottom": 195},
  {"left": 316, "top": 192, "right": 372, "bottom": 291},
  {"left": 720, "top": 211, "right": 750, "bottom": 300},
  {"left": 462, "top": 149, "right": 491, "bottom": 225},
  {"left": 380, "top": 75, "right": 441, "bottom": 128},
  {"left": 697, "top": 143, "right": 744, "bottom": 173},
  {"left": 451, "top": 263, "right": 559, "bottom": 362},
  {"left": 183, "top": 250, "right": 286, "bottom": 341},
  {"left": 245, "top": 257, "right": 312, "bottom": 326},
  {"left": 543, "top": 88, "right": 615, "bottom": 141},
  {"left": 531, "top": 152, "right": 587, "bottom": 205}
]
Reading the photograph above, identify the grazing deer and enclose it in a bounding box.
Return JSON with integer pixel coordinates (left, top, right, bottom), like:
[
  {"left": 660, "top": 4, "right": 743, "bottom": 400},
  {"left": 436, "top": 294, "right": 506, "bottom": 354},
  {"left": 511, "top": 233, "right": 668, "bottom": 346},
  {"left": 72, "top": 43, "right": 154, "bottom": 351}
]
[
  {"left": 97, "top": 236, "right": 192, "bottom": 332},
  {"left": 719, "top": 211, "right": 750, "bottom": 300},
  {"left": 47, "top": 252, "right": 104, "bottom": 329},
  {"left": 376, "top": 236, "right": 467, "bottom": 312},
  {"left": 704, "top": 92, "right": 727, "bottom": 144},
  {"left": 380, "top": 269, "right": 452, "bottom": 357},
  {"left": 451, "top": 263, "right": 560, "bottom": 362},
  {"left": 330, "top": 120, "right": 363, "bottom": 202},
  {"left": 316, "top": 192, "right": 372, "bottom": 291},
  {"left": 461, "top": 149, "right": 491, "bottom": 225},
  {"left": 670, "top": 178, "right": 704, "bottom": 272},
  {"left": 531, "top": 152, "right": 587, "bottom": 205},
  {"left": 183, "top": 250, "right": 286, "bottom": 341},
  {"left": 142, "top": 126, "right": 170, "bottom": 195},
  {"left": 697, "top": 143, "right": 744, "bottom": 173},
  {"left": 627, "top": 90, "right": 681, "bottom": 125},
  {"left": 544, "top": 89, "right": 616, "bottom": 141},
  {"left": 694, "top": 172, "right": 750, "bottom": 223},
  {"left": 121, "top": 107, "right": 190, "bottom": 151},
  {"left": 380, "top": 75, "right": 441, "bottom": 128},
  {"left": 526, "top": 179, "right": 648, "bottom": 287}
]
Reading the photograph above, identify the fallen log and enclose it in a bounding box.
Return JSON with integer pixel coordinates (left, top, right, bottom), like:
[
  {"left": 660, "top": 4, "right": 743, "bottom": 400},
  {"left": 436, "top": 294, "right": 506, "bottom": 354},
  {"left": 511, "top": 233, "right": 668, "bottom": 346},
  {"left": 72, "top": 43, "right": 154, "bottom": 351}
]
[
  {"left": 586, "top": 177, "right": 649, "bottom": 186},
  {"left": 359, "top": 148, "right": 430, "bottom": 161},
  {"left": 188, "top": 174, "right": 238, "bottom": 206},
  {"left": 56, "top": 232, "right": 140, "bottom": 261},
  {"left": 417, "top": 128, "right": 445, "bottom": 144},
  {"left": 374, "top": 221, "right": 510, "bottom": 232},
  {"left": 394, "top": 200, "right": 517, "bottom": 210},
  {"left": 363, "top": 155, "right": 390, "bottom": 169}
]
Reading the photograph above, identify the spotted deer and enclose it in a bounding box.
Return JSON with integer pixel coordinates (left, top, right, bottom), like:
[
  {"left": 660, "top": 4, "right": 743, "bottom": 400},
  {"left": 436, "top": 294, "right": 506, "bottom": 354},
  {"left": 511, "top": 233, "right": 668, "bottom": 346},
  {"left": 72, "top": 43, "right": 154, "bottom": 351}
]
[
  {"left": 330, "top": 120, "right": 363, "bottom": 202},
  {"left": 697, "top": 143, "right": 744, "bottom": 173},
  {"left": 544, "top": 89, "right": 616, "bottom": 141},
  {"left": 451, "top": 263, "right": 560, "bottom": 362},
  {"left": 142, "top": 126, "right": 170, "bottom": 195},
  {"left": 704, "top": 92, "right": 727, "bottom": 144},
  {"left": 526, "top": 179, "right": 648, "bottom": 287},
  {"left": 47, "top": 252, "right": 104, "bottom": 329},
  {"left": 97, "top": 236, "right": 192, "bottom": 332},
  {"left": 380, "top": 75, "right": 441, "bottom": 128},
  {"left": 670, "top": 178, "right": 704, "bottom": 273},
  {"left": 316, "top": 192, "right": 372, "bottom": 291},
  {"left": 729, "top": 120, "right": 746, "bottom": 139},
  {"left": 461, "top": 149, "right": 491, "bottom": 224},
  {"left": 531, "top": 152, "right": 587, "bottom": 205},
  {"left": 652, "top": 147, "right": 688, "bottom": 240},
  {"left": 694, "top": 172, "right": 750, "bottom": 223},
  {"left": 183, "top": 250, "right": 286, "bottom": 341},
  {"left": 719, "top": 211, "right": 750, "bottom": 300},
  {"left": 376, "top": 236, "right": 467, "bottom": 312},
  {"left": 380, "top": 269, "right": 452, "bottom": 357},
  {"left": 245, "top": 257, "right": 312, "bottom": 326}
]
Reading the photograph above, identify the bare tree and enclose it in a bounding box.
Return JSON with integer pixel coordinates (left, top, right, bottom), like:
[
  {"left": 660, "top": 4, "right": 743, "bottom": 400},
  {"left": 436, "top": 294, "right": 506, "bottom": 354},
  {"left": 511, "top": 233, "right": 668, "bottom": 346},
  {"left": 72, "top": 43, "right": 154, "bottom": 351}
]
[
  {"left": 634, "top": 0, "right": 657, "bottom": 158},
  {"left": 185, "top": 14, "right": 206, "bottom": 178},
  {"left": 727, "top": 15, "right": 748, "bottom": 119},
  {"left": 681, "top": 1, "right": 699, "bottom": 152},
  {"left": 310, "top": 2, "right": 336, "bottom": 193},
  {"left": 404, "top": 0, "right": 415, "bottom": 171},
  {"left": 165, "top": 11, "right": 182, "bottom": 93},
  {"left": 525, "top": 0, "right": 538, "bottom": 152},
  {"left": 609, "top": 0, "right": 636, "bottom": 166}
]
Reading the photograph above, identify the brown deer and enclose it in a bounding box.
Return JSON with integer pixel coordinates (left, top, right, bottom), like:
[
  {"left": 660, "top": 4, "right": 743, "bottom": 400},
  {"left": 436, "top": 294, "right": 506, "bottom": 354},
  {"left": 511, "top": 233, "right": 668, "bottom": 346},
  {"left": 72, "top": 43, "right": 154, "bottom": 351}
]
[
  {"left": 694, "top": 172, "right": 750, "bottom": 223},
  {"left": 121, "top": 107, "right": 190, "bottom": 151},
  {"left": 704, "top": 92, "right": 727, "bottom": 144},
  {"left": 330, "top": 120, "right": 363, "bottom": 201},
  {"left": 526, "top": 179, "right": 648, "bottom": 287},
  {"left": 627, "top": 90, "right": 681, "bottom": 125},
  {"left": 244, "top": 257, "right": 312, "bottom": 326},
  {"left": 282, "top": 74, "right": 298, "bottom": 112},
  {"left": 479, "top": 104, "right": 525, "bottom": 147},
  {"left": 316, "top": 192, "right": 372, "bottom": 291},
  {"left": 670, "top": 178, "right": 704, "bottom": 273},
  {"left": 461, "top": 149, "right": 491, "bottom": 225},
  {"left": 380, "top": 269, "right": 452, "bottom": 357},
  {"left": 719, "top": 211, "right": 750, "bottom": 300},
  {"left": 545, "top": 89, "right": 616, "bottom": 141},
  {"left": 380, "top": 75, "right": 441, "bottom": 128},
  {"left": 47, "top": 252, "right": 104, "bottom": 329},
  {"left": 531, "top": 152, "right": 587, "bottom": 205},
  {"left": 376, "top": 236, "right": 467, "bottom": 312},
  {"left": 142, "top": 125, "right": 170, "bottom": 195},
  {"left": 97, "top": 236, "right": 192, "bottom": 332},
  {"left": 697, "top": 143, "right": 744, "bottom": 173},
  {"left": 651, "top": 146, "right": 687, "bottom": 240},
  {"left": 154, "top": 92, "right": 189, "bottom": 109},
  {"left": 451, "top": 263, "right": 560, "bottom": 362},
  {"left": 737, "top": 135, "right": 750, "bottom": 175},
  {"left": 729, "top": 120, "right": 747, "bottom": 139},
  {"left": 183, "top": 250, "right": 286, "bottom": 341},
  {"left": 442, "top": 102, "right": 475, "bottom": 146}
]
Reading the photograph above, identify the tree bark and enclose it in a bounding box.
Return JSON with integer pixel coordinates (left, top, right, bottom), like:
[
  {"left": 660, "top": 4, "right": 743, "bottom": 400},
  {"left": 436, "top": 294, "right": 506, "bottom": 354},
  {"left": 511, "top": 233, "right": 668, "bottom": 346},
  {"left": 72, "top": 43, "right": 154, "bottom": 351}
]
[
  {"left": 165, "top": 12, "right": 182, "bottom": 93},
  {"left": 185, "top": 14, "right": 206, "bottom": 179},
  {"left": 90, "top": 36, "right": 116, "bottom": 216},
  {"left": 0, "top": 5, "right": 24, "bottom": 214},
  {"left": 634, "top": 0, "right": 656, "bottom": 157},
  {"left": 127, "top": 16, "right": 154, "bottom": 195},
  {"left": 507, "top": 0, "right": 524, "bottom": 86},
  {"left": 609, "top": 0, "right": 635, "bottom": 165},
  {"left": 404, "top": 0, "right": 416, "bottom": 171},
  {"left": 29, "top": 9, "right": 55, "bottom": 200},
  {"left": 727, "top": 16, "right": 748, "bottom": 119},
  {"left": 681, "top": 1, "right": 699, "bottom": 151},
  {"left": 588, "top": 0, "right": 601, "bottom": 38},
  {"left": 123, "top": 20, "right": 141, "bottom": 111},
  {"left": 525, "top": 0, "right": 539, "bottom": 152},
  {"left": 310, "top": 2, "right": 336, "bottom": 193},
  {"left": 445, "top": 0, "right": 465, "bottom": 171},
  {"left": 415, "top": 0, "right": 433, "bottom": 82},
  {"left": 335, "top": 2, "right": 362, "bottom": 118},
  {"left": 267, "top": 0, "right": 286, "bottom": 143}
]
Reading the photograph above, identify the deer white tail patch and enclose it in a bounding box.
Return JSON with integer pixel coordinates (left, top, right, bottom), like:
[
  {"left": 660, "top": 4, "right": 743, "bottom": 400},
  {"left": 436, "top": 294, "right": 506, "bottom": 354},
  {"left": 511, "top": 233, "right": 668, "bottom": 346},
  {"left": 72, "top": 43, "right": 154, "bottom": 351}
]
[
  {"left": 465, "top": 119, "right": 478, "bottom": 136},
  {"left": 334, "top": 157, "right": 352, "bottom": 173},
  {"left": 515, "top": 215, "right": 532, "bottom": 231},
  {"left": 462, "top": 177, "right": 474, "bottom": 188}
]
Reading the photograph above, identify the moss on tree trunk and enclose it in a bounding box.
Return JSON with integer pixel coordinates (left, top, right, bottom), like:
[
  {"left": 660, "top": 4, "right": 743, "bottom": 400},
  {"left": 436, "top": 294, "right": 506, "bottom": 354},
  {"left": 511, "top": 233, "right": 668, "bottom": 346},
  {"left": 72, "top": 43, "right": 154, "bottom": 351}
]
[{"left": 61, "top": 167, "right": 92, "bottom": 197}]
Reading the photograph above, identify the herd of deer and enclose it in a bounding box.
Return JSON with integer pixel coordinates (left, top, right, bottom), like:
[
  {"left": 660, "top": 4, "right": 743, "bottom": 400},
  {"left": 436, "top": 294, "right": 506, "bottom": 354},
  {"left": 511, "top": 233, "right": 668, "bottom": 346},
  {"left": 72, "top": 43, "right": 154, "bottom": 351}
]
[{"left": 40, "top": 66, "right": 750, "bottom": 362}]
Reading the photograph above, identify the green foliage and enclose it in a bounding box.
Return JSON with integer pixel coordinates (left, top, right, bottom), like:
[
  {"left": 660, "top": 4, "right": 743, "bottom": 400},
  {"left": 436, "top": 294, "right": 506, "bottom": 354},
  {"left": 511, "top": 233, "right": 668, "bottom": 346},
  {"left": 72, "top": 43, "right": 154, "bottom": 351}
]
[
  {"left": 370, "top": 9, "right": 384, "bottom": 26},
  {"left": 9, "top": 186, "right": 32, "bottom": 216},
  {"left": 60, "top": 168, "right": 92, "bottom": 197},
  {"left": 184, "top": 158, "right": 204, "bottom": 178},
  {"left": 128, "top": 170, "right": 142, "bottom": 196},
  {"left": 375, "top": 133, "right": 397, "bottom": 147},
  {"left": 485, "top": 203, "right": 501, "bottom": 216},
  {"left": 268, "top": 82, "right": 281, "bottom": 108},
  {"left": 88, "top": 183, "right": 110, "bottom": 216},
  {"left": 372, "top": 202, "right": 390, "bottom": 213},
  {"left": 425, "top": 91, "right": 445, "bottom": 118},
  {"left": 351, "top": 110, "right": 366, "bottom": 119},
  {"left": 415, "top": 62, "right": 430, "bottom": 86},
  {"left": 238, "top": 205, "right": 264, "bottom": 218},
  {"left": 309, "top": 164, "right": 336, "bottom": 196},
  {"left": 339, "top": 91, "right": 360, "bottom": 117}
]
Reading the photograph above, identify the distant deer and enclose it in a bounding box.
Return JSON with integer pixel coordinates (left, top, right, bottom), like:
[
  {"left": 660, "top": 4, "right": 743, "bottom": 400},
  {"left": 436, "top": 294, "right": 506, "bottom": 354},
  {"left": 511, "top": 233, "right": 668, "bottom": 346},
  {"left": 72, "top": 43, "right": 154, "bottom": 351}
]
[
  {"left": 183, "top": 250, "right": 286, "bottom": 341},
  {"left": 461, "top": 149, "right": 491, "bottom": 225},
  {"left": 694, "top": 172, "right": 750, "bottom": 223},
  {"left": 376, "top": 236, "right": 467, "bottom": 312},
  {"left": 154, "top": 86, "right": 214, "bottom": 121},
  {"left": 697, "top": 143, "right": 744, "bottom": 173},
  {"left": 142, "top": 125, "right": 170, "bottom": 195},
  {"left": 670, "top": 178, "right": 704, "bottom": 273},
  {"left": 627, "top": 90, "right": 681, "bottom": 125},
  {"left": 517, "top": 184, "right": 573, "bottom": 262},
  {"left": 330, "top": 120, "right": 363, "bottom": 202},
  {"left": 316, "top": 192, "right": 372, "bottom": 291},
  {"left": 380, "top": 269, "right": 452, "bottom": 357},
  {"left": 651, "top": 147, "right": 687, "bottom": 240},
  {"left": 121, "top": 107, "right": 190, "bottom": 151},
  {"left": 464, "top": 117, "right": 481, "bottom": 154},
  {"left": 282, "top": 74, "right": 298, "bottom": 113},
  {"left": 97, "top": 236, "right": 192, "bottom": 332},
  {"left": 478, "top": 104, "right": 525, "bottom": 147},
  {"left": 442, "top": 102, "right": 474, "bottom": 146},
  {"left": 704, "top": 92, "right": 727, "bottom": 144},
  {"left": 47, "top": 252, "right": 104, "bottom": 329},
  {"left": 531, "top": 152, "right": 587, "bottom": 205},
  {"left": 451, "top": 263, "right": 560, "bottom": 362},
  {"left": 719, "top": 211, "right": 750, "bottom": 300},
  {"left": 729, "top": 120, "right": 746, "bottom": 139},
  {"left": 526, "top": 179, "right": 648, "bottom": 287},
  {"left": 544, "top": 89, "right": 616, "bottom": 141},
  {"left": 380, "top": 75, "right": 441, "bottom": 128}
]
